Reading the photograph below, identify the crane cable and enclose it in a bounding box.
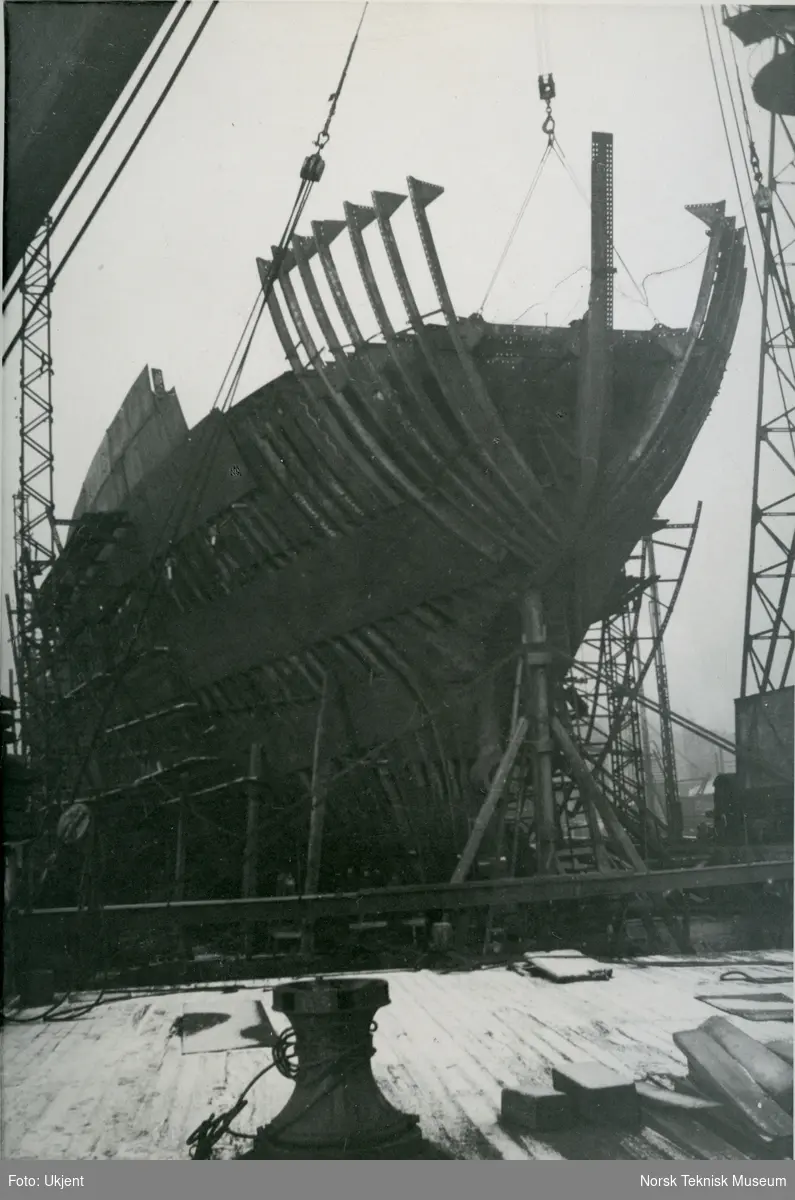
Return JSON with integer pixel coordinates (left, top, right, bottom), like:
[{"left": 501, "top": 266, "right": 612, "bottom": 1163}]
[
  {"left": 2, "top": 1, "right": 220, "bottom": 367},
  {"left": 216, "top": 0, "right": 369, "bottom": 413},
  {"left": 478, "top": 73, "right": 558, "bottom": 316},
  {"left": 1, "top": 0, "right": 194, "bottom": 314},
  {"left": 701, "top": 8, "right": 763, "bottom": 298}
]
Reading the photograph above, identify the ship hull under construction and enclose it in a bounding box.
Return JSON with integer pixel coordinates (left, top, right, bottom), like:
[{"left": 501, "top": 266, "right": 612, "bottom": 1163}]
[{"left": 25, "top": 158, "right": 746, "bottom": 903}]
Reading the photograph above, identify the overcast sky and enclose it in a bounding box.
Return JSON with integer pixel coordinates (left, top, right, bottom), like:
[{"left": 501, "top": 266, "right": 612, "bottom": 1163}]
[{"left": 1, "top": 1, "right": 784, "bottom": 739}]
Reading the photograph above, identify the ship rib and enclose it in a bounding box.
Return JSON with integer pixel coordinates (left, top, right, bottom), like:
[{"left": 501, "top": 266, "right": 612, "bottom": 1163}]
[{"left": 407, "top": 176, "right": 561, "bottom": 542}]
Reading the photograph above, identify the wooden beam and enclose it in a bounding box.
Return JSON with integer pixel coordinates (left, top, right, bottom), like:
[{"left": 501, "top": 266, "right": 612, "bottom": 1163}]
[
  {"left": 450, "top": 717, "right": 528, "bottom": 885},
  {"left": 174, "top": 798, "right": 187, "bottom": 902},
  {"left": 302, "top": 675, "right": 330, "bottom": 953},
  {"left": 242, "top": 743, "right": 261, "bottom": 898},
  {"left": 523, "top": 593, "right": 557, "bottom": 873},
  {"left": 21, "top": 860, "right": 792, "bottom": 930},
  {"left": 551, "top": 716, "right": 648, "bottom": 873}
]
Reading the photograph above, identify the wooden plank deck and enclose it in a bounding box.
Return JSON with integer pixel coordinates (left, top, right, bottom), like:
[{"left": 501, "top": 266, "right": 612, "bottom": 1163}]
[{"left": 2, "top": 951, "right": 791, "bottom": 1161}]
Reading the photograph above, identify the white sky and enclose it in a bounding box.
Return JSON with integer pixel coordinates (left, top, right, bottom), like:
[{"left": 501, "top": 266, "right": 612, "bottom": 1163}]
[{"left": 0, "top": 1, "right": 783, "bottom": 737}]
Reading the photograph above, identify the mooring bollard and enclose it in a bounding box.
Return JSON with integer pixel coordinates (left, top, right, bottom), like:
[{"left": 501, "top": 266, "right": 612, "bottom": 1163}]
[{"left": 251, "top": 976, "right": 424, "bottom": 1159}]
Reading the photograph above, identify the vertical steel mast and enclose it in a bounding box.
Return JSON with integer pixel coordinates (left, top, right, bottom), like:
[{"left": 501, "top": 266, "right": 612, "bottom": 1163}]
[
  {"left": 724, "top": 9, "right": 795, "bottom": 696},
  {"left": 12, "top": 217, "right": 58, "bottom": 755}
]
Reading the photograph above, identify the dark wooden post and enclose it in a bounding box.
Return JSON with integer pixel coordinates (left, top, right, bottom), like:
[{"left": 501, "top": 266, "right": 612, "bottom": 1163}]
[
  {"left": 174, "top": 800, "right": 187, "bottom": 902},
  {"left": 522, "top": 591, "right": 557, "bottom": 874},
  {"left": 243, "top": 743, "right": 262, "bottom": 957},
  {"left": 302, "top": 674, "right": 330, "bottom": 954},
  {"left": 174, "top": 777, "right": 189, "bottom": 959}
]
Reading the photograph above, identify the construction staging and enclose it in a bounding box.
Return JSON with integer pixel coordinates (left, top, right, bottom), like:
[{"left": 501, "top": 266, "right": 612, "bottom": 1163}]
[{"left": 2, "top": 3, "right": 794, "bottom": 1164}]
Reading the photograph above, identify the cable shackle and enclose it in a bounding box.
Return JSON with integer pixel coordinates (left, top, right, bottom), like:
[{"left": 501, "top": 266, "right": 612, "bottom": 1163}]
[{"left": 538, "top": 73, "right": 556, "bottom": 146}]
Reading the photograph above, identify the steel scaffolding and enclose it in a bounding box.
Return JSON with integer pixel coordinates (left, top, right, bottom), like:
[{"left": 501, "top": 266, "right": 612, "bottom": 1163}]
[
  {"left": 11, "top": 218, "right": 59, "bottom": 760},
  {"left": 724, "top": 17, "right": 795, "bottom": 696}
]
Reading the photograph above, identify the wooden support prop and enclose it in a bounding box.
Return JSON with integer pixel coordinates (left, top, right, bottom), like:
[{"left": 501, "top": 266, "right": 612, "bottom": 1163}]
[
  {"left": 522, "top": 593, "right": 557, "bottom": 874},
  {"left": 302, "top": 674, "right": 330, "bottom": 954},
  {"left": 243, "top": 744, "right": 262, "bottom": 899},
  {"left": 174, "top": 791, "right": 189, "bottom": 959},
  {"left": 243, "top": 744, "right": 262, "bottom": 957},
  {"left": 377, "top": 767, "right": 424, "bottom": 882},
  {"left": 551, "top": 716, "right": 647, "bottom": 874},
  {"left": 450, "top": 717, "right": 528, "bottom": 885},
  {"left": 174, "top": 798, "right": 187, "bottom": 903}
]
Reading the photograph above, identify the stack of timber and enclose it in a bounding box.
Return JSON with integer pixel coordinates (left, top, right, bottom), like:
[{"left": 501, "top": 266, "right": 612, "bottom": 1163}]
[{"left": 666, "top": 1017, "right": 793, "bottom": 1156}]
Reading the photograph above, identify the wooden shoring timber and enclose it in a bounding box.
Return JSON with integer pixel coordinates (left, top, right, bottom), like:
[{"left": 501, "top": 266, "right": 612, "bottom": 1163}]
[
  {"left": 21, "top": 859, "right": 794, "bottom": 929},
  {"left": 406, "top": 176, "right": 559, "bottom": 544},
  {"left": 301, "top": 672, "right": 331, "bottom": 953},
  {"left": 376, "top": 766, "right": 425, "bottom": 882},
  {"left": 550, "top": 715, "right": 647, "bottom": 874},
  {"left": 450, "top": 716, "right": 528, "bottom": 885},
  {"left": 242, "top": 742, "right": 262, "bottom": 956},
  {"left": 242, "top": 743, "right": 262, "bottom": 900},
  {"left": 522, "top": 592, "right": 557, "bottom": 874},
  {"left": 551, "top": 715, "right": 695, "bottom": 951}
]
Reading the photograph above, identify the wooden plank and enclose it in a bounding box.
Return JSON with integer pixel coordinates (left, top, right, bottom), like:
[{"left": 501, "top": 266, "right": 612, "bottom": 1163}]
[
  {"left": 768, "top": 1040, "right": 794, "bottom": 1064},
  {"left": 647, "top": 1109, "right": 752, "bottom": 1161},
  {"left": 523, "top": 950, "right": 613, "bottom": 983},
  {"left": 636, "top": 1081, "right": 721, "bottom": 1112},
  {"left": 698, "top": 1002, "right": 793, "bottom": 1022},
  {"left": 700, "top": 1016, "right": 793, "bottom": 1112},
  {"left": 673, "top": 1027, "right": 793, "bottom": 1142}
]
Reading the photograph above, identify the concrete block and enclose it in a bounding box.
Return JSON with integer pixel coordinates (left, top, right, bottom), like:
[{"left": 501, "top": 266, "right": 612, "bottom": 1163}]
[
  {"left": 500, "top": 1086, "right": 573, "bottom": 1131},
  {"left": 551, "top": 1061, "right": 640, "bottom": 1128}
]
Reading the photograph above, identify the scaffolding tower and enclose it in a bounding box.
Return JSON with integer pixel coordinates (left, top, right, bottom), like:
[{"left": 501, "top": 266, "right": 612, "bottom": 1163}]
[
  {"left": 11, "top": 217, "right": 59, "bottom": 760},
  {"left": 724, "top": 8, "right": 795, "bottom": 696}
]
